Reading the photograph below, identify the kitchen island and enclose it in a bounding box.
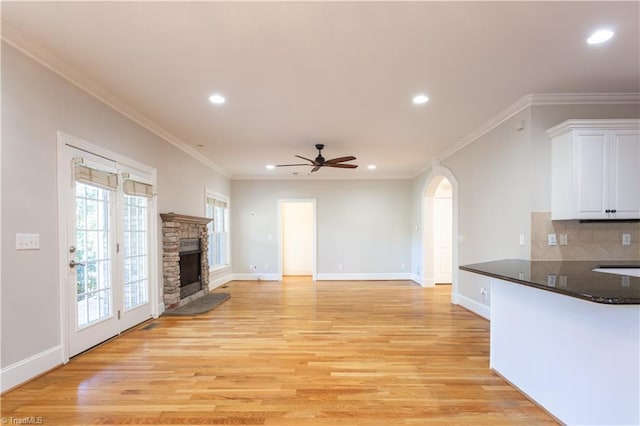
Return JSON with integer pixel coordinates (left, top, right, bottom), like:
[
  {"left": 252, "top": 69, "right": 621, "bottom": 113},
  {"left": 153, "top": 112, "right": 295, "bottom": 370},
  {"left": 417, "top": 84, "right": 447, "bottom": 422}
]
[{"left": 461, "top": 260, "right": 640, "bottom": 426}]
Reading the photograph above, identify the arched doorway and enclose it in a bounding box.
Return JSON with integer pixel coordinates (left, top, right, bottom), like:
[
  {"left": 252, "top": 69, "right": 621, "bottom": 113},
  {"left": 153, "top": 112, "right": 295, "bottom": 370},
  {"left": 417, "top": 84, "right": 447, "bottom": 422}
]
[{"left": 422, "top": 164, "right": 459, "bottom": 304}]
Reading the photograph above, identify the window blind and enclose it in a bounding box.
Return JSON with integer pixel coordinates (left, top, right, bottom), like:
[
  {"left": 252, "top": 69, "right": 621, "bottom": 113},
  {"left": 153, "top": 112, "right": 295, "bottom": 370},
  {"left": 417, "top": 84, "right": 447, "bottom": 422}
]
[
  {"left": 123, "top": 179, "right": 154, "bottom": 198},
  {"left": 207, "top": 197, "right": 228, "bottom": 208},
  {"left": 73, "top": 158, "right": 118, "bottom": 190}
]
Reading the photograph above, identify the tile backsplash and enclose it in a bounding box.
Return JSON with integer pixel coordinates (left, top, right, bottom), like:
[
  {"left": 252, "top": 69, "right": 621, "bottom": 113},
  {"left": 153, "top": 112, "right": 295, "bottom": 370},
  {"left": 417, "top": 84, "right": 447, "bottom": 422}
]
[{"left": 531, "top": 212, "right": 640, "bottom": 261}]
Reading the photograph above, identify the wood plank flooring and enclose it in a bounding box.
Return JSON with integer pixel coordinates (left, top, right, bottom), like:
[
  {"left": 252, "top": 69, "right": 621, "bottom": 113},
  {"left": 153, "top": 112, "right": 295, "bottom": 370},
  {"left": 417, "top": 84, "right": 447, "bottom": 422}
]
[{"left": 1, "top": 279, "right": 556, "bottom": 425}]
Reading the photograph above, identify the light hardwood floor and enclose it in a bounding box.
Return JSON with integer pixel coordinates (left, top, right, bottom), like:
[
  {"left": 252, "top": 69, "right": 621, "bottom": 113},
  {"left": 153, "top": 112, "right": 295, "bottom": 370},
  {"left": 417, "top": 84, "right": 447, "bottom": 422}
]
[{"left": 1, "top": 278, "right": 556, "bottom": 425}]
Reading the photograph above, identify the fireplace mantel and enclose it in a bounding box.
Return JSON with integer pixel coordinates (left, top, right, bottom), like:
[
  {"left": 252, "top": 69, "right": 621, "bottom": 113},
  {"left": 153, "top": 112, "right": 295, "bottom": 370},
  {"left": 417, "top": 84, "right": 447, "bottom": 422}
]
[{"left": 160, "top": 212, "right": 212, "bottom": 225}]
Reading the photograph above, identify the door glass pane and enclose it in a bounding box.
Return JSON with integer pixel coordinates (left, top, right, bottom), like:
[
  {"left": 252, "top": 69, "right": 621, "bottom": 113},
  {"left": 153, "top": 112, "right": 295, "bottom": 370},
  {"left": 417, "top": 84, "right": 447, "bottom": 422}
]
[
  {"left": 75, "top": 182, "right": 112, "bottom": 328},
  {"left": 123, "top": 195, "right": 149, "bottom": 310}
]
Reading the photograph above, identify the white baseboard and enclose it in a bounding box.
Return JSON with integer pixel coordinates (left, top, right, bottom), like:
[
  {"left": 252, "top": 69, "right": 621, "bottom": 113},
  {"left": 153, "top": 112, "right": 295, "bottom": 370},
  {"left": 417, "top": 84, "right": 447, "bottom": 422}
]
[
  {"left": 1, "top": 345, "right": 63, "bottom": 393},
  {"left": 410, "top": 274, "right": 425, "bottom": 286},
  {"left": 458, "top": 294, "right": 490, "bottom": 320},
  {"left": 209, "top": 273, "right": 233, "bottom": 290},
  {"left": 232, "top": 273, "right": 280, "bottom": 281},
  {"left": 315, "top": 273, "right": 413, "bottom": 281}
]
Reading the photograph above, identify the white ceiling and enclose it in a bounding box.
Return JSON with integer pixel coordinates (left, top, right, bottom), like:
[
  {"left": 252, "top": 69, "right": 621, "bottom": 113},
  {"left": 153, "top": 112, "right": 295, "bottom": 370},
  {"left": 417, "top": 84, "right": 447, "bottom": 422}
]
[{"left": 2, "top": 1, "right": 639, "bottom": 179}]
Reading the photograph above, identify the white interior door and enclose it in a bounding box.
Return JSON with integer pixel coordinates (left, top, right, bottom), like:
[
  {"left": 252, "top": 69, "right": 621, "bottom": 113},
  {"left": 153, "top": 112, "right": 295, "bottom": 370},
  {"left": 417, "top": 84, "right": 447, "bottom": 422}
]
[{"left": 63, "top": 143, "right": 153, "bottom": 357}]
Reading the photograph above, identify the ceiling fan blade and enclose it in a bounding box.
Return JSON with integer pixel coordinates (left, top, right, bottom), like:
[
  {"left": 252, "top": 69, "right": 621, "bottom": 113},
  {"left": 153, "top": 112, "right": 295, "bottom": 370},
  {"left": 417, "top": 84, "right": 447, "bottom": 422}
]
[
  {"left": 275, "top": 163, "right": 310, "bottom": 167},
  {"left": 325, "top": 156, "right": 356, "bottom": 164},
  {"left": 325, "top": 163, "right": 358, "bottom": 169},
  {"left": 294, "top": 155, "right": 317, "bottom": 165},
  {"left": 310, "top": 165, "right": 321, "bottom": 173}
]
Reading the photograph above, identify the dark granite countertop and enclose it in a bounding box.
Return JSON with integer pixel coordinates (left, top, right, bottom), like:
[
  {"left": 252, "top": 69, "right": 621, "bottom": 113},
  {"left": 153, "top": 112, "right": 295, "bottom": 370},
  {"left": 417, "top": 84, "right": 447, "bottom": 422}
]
[{"left": 460, "top": 259, "right": 640, "bottom": 304}]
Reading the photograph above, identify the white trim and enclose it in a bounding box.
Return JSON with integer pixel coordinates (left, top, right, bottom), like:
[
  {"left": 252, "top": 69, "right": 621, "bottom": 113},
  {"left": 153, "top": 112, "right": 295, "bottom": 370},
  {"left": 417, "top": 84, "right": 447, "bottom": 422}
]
[
  {"left": 457, "top": 295, "right": 490, "bottom": 320},
  {"left": 0, "top": 345, "right": 63, "bottom": 393},
  {"left": 57, "top": 132, "right": 159, "bottom": 361},
  {"left": 546, "top": 118, "right": 640, "bottom": 138},
  {"left": 410, "top": 273, "right": 424, "bottom": 286},
  {"left": 530, "top": 92, "right": 640, "bottom": 106},
  {"left": 277, "top": 199, "right": 317, "bottom": 282},
  {"left": 2, "top": 22, "right": 228, "bottom": 178},
  {"left": 208, "top": 273, "right": 233, "bottom": 290},
  {"left": 232, "top": 273, "right": 280, "bottom": 281},
  {"left": 315, "top": 273, "right": 413, "bottom": 281},
  {"left": 205, "top": 188, "right": 231, "bottom": 270},
  {"left": 436, "top": 92, "right": 640, "bottom": 164},
  {"left": 421, "top": 166, "right": 459, "bottom": 303}
]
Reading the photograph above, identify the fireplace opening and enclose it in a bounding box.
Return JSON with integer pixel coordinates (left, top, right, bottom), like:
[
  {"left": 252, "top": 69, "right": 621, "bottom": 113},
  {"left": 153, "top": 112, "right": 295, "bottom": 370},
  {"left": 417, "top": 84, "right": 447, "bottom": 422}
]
[{"left": 179, "top": 238, "right": 202, "bottom": 299}]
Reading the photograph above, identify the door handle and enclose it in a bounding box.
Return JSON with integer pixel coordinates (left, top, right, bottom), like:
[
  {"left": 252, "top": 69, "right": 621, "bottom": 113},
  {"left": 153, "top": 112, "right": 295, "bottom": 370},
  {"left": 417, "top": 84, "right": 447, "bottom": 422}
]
[{"left": 69, "top": 260, "right": 85, "bottom": 268}]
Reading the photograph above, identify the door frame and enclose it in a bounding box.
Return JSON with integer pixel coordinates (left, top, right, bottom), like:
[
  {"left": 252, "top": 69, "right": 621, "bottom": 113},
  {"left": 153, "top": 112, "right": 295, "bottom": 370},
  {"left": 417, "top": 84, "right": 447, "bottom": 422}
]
[
  {"left": 56, "top": 131, "right": 158, "bottom": 362},
  {"left": 277, "top": 199, "right": 317, "bottom": 281},
  {"left": 421, "top": 162, "right": 459, "bottom": 304}
]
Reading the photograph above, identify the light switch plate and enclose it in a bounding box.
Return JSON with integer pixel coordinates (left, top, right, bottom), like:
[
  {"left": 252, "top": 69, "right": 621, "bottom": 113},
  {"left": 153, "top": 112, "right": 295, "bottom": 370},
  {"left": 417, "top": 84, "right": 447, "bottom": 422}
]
[
  {"left": 16, "top": 233, "right": 40, "bottom": 250},
  {"left": 548, "top": 234, "right": 557, "bottom": 246}
]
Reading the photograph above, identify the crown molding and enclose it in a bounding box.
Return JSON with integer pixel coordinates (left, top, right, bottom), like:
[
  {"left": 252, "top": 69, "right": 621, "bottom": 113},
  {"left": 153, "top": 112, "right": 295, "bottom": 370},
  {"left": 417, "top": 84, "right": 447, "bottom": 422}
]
[
  {"left": 436, "top": 92, "right": 640, "bottom": 165},
  {"left": 1, "top": 21, "right": 229, "bottom": 178}
]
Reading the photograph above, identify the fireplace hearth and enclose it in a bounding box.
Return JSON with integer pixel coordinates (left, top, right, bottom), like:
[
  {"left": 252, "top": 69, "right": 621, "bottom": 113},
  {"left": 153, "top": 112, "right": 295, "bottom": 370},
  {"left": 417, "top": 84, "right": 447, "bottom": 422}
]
[{"left": 160, "top": 213, "right": 212, "bottom": 310}]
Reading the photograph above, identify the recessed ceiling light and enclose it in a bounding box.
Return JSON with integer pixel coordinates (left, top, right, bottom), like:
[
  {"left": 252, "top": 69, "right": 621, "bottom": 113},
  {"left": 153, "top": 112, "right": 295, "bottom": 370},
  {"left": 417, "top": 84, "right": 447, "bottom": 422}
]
[
  {"left": 587, "top": 29, "right": 614, "bottom": 45},
  {"left": 412, "top": 94, "right": 429, "bottom": 105},
  {"left": 368, "top": 164, "right": 377, "bottom": 170},
  {"left": 265, "top": 164, "right": 275, "bottom": 170},
  {"left": 208, "top": 94, "right": 226, "bottom": 104}
]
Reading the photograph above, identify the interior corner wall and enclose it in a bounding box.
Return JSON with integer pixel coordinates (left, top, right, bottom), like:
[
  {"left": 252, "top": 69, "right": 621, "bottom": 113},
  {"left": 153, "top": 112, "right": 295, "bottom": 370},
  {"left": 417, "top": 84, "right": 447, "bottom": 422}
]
[
  {"left": 441, "top": 108, "right": 533, "bottom": 310},
  {"left": 1, "top": 45, "right": 230, "bottom": 374},
  {"left": 231, "top": 179, "right": 412, "bottom": 277},
  {"left": 410, "top": 169, "right": 431, "bottom": 280}
]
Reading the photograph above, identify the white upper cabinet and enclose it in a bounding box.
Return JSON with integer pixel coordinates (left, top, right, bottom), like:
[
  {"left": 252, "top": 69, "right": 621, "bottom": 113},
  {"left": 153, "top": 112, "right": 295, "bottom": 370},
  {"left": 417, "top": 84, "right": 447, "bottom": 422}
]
[{"left": 548, "top": 119, "right": 640, "bottom": 220}]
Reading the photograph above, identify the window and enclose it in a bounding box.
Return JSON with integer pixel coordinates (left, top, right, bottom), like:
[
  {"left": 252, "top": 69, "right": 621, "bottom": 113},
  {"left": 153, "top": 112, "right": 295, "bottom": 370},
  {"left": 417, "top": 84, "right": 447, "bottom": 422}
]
[{"left": 205, "top": 192, "right": 230, "bottom": 270}]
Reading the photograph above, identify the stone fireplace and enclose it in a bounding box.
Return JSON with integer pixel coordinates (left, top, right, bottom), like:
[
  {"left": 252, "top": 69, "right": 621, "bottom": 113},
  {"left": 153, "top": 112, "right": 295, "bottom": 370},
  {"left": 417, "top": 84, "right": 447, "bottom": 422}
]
[{"left": 160, "top": 213, "right": 212, "bottom": 309}]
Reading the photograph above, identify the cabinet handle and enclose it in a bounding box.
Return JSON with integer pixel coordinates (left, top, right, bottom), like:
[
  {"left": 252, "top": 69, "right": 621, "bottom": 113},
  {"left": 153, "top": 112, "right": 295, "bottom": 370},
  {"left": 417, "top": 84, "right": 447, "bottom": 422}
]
[
  {"left": 605, "top": 209, "right": 611, "bottom": 213},
  {"left": 612, "top": 209, "right": 617, "bottom": 213}
]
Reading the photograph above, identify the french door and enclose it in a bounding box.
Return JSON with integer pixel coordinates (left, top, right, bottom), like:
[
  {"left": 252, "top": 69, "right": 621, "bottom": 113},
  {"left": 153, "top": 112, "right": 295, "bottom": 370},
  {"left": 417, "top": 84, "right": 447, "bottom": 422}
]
[{"left": 63, "top": 142, "right": 154, "bottom": 357}]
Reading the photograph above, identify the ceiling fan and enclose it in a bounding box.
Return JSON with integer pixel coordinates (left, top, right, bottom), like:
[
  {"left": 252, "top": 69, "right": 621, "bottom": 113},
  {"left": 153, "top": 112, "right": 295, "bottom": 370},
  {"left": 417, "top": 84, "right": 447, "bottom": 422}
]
[{"left": 276, "top": 144, "right": 358, "bottom": 173}]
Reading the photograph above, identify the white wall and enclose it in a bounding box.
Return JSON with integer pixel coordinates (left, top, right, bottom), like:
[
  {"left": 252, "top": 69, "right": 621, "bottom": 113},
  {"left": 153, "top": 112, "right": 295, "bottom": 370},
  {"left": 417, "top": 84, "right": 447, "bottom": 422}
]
[
  {"left": 231, "top": 179, "right": 412, "bottom": 278},
  {"left": 1, "top": 45, "right": 230, "bottom": 381}
]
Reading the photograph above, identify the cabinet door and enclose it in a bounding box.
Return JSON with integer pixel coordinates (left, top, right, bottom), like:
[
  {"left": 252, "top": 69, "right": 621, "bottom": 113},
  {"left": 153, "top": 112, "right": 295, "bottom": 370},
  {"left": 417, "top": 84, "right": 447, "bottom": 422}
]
[
  {"left": 610, "top": 131, "right": 640, "bottom": 219},
  {"left": 574, "top": 131, "right": 608, "bottom": 219}
]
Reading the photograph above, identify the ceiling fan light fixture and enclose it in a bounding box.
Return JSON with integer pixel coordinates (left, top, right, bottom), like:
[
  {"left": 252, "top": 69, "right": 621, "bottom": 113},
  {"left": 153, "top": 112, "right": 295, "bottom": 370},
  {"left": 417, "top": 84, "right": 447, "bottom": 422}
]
[
  {"left": 208, "top": 93, "right": 226, "bottom": 104},
  {"left": 412, "top": 94, "right": 429, "bottom": 105},
  {"left": 587, "top": 29, "right": 614, "bottom": 45}
]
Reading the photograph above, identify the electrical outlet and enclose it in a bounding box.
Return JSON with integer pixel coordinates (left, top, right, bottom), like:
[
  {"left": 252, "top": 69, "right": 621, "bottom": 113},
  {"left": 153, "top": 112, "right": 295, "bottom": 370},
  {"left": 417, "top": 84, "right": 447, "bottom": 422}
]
[
  {"left": 548, "top": 234, "right": 557, "bottom": 246},
  {"left": 559, "top": 234, "right": 568, "bottom": 246},
  {"left": 519, "top": 234, "right": 525, "bottom": 246},
  {"left": 622, "top": 233, "right": 631, "bottom": 246},
  {"left": 547, "top": 275, "right": 557, "bottom": 287},
  {"left": 401, "top": 263, "right": 406, "bottom": 270},
  {"left": 480, "top": 287, "right": 487, "bottom": 298}
]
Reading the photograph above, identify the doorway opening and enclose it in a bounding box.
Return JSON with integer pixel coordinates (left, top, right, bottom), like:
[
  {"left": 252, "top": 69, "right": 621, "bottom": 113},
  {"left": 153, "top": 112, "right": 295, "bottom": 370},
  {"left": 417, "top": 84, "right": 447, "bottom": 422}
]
[
  {"left": 433, "top": 179, "right": 452, "bottom": 284},
  {"left": 278, "top": 199, "right": 316, "bottom": 281},
  {"left": 422, "top": 165, "right": 458, "bottom": 304}
]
